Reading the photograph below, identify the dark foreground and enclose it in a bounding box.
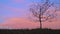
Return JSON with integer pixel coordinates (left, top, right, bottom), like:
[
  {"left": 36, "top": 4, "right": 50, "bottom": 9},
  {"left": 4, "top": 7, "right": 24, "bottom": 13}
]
[{"left": 0, "top": 28, "right": 60, "bottom": 34}]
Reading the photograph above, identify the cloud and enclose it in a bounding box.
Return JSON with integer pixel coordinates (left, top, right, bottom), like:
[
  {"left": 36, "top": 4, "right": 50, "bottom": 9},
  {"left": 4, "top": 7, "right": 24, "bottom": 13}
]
[
  {"left": 11, "top": 0, "right": 25, "bottom": 3},
  {"left": 0, "top": 17, "right": 40, "bottom": 29},
  {"left": 4, "top": 6, "right": 24, "bottom": 12},
  {"left": 0, "top": 3, "right": 60, "bottom": 29},
  {"left": 0, "top": 17, "right": 60, "bottom": 29},
  {"left": 0, "top": 4, "right": 30, "bottom": 18},
  {"left": 0, "top": 4, "right": 26, "bottom": 12}
]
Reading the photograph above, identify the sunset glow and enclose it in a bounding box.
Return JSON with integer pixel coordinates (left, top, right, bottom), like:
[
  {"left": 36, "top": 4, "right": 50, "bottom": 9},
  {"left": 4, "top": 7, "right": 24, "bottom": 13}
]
[{"left": 0, "top": 0, "right": 60, "bottom": 29}]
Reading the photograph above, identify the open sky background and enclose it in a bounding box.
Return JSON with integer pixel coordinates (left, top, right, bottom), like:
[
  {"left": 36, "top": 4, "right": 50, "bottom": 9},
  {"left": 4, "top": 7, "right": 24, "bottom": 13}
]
[{"left": 0, "top": 0, "right": 60, "bottom": 29}]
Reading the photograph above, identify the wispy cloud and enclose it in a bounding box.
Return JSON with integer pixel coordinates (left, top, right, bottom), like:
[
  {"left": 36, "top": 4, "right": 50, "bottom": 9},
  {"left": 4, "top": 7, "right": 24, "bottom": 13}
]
[
  {"left": 11, "top": 0, "right": 25, "bottom": 3},
  {"left": 0, "top": 17, "right": 39, "bottom": 29}
]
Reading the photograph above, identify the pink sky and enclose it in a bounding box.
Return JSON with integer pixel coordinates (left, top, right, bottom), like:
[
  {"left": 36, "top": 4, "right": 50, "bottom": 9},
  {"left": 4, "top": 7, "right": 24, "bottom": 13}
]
[
  {"left": 0, "top": 17, "right": 40, "bottom": 29},
  {"left": 0, "top": 16, "right": 60, "bottom": 29}
]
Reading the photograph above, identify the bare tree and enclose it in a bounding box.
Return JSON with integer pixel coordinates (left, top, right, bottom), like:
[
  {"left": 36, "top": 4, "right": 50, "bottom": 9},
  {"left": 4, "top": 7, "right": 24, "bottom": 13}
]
[{"left": 29, "top": 0, "right": 57, "bottom": 29}]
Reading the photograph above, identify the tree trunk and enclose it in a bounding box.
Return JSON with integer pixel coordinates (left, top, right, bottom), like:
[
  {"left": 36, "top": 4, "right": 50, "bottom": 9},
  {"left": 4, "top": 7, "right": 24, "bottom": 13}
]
[
  {"left": 40, "top": 20, "right": 42, "bottom": 29},
  {"left": 39, "top": 14, "right": 42, "bottom": 29},
  {"left": 39, "top": 8, "right": 42, "bottom": 29}
]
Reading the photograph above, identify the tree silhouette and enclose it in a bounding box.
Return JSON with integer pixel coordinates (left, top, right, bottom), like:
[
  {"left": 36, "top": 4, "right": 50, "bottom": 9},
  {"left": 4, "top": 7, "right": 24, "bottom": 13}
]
[{"left": 29, "top": 0, "right": 57, "bottom": 29}]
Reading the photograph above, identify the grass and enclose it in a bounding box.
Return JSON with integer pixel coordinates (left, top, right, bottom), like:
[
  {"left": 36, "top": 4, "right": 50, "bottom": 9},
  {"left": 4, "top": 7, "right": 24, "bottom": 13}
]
[{"left": 0, "top": 28, "right": 60, "bottom": 34}]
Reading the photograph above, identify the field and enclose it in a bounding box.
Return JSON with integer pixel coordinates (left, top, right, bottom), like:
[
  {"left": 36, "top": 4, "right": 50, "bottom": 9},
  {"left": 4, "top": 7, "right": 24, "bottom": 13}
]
[{"left": 0, "top": 28, "right": 60, "bottom": 34}]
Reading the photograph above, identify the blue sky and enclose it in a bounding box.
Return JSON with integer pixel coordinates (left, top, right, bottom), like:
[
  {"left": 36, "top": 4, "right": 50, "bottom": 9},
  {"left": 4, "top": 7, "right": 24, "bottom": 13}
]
[{"left": 0, "top": 0, "right": 60, "bottom": 23}]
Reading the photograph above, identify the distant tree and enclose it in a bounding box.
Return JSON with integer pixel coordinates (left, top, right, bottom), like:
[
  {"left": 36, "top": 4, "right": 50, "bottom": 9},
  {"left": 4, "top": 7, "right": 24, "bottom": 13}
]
[{"left": 29, "top": 0, "right": 57, "bottom": 29}]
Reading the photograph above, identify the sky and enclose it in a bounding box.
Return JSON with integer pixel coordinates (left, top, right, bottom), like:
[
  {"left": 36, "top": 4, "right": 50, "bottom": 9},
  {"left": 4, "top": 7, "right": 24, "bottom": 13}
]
[{"left": 0, "top": 0, "right": 60, "bottom": 29}]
